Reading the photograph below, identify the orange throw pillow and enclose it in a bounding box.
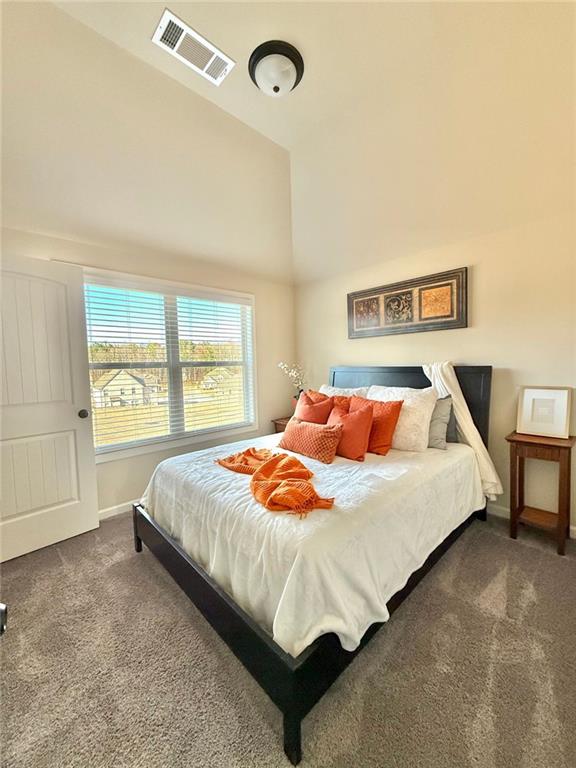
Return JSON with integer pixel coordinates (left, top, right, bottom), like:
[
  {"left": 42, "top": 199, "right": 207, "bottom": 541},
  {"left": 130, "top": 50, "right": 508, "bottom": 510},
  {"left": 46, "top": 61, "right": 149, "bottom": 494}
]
[
  {"left": 305, "top": 389, "right": 328, "bottom": 404},
  {"left": 294, "top": 391, "right": 334, "bottom": 424},
  {"left": 279, "top": 418, "right": 343, "bottom": 464},
  {"left": 350, "top": 396, "right": 403, "bottom": 456},
  {"left": 308, "top": 390, "right": 351, "bottom": 412},
  {"left": 327, "top": 404, "right": 373, "bottom": 461}
]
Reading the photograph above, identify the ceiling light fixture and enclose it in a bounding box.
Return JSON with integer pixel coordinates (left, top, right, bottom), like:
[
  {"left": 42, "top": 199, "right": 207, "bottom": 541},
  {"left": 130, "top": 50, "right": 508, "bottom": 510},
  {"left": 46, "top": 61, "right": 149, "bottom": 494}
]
[{"left": 248, "top": 41, "right": 304, "bottom": 98}]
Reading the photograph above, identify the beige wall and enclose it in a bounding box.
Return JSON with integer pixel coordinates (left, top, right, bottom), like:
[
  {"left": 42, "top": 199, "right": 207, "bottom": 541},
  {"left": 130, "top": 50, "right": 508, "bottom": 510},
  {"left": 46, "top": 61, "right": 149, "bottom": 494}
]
[
  {"left": 292, "top": 3, "right": 575, "bottom": 514},
  {"left": 1, "top": 2, "right": 297, "bottom": 511},
  {"left": 296, "top": 218, "right": 575, "bottom": 514},
  {"left": 3, "top": 1, "right": 575, "bottom": 521},
  {"left": 2, "top": 2, "right": 293, "bottom": 282},
  {"left": 2, "top": 226, "right": 295, "bottom": 512}
]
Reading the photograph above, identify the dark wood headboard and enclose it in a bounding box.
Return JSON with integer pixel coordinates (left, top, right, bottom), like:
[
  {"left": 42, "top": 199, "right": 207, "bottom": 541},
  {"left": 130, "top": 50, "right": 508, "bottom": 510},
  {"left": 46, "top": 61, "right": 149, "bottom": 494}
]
[{"left": 329, "top": 365, "right": 492, "bottom": 447}]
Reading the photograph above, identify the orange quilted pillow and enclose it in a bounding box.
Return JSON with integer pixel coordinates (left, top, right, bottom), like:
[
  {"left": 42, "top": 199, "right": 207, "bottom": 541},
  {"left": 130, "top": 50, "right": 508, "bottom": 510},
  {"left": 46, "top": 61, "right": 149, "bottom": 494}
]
[
  {"left": 279, "top": 418, "right": 343, "bottom": 464},
  {"left": 327, "top": 404, "right": 373, "bottom": 461},
  {"left": 306, "top": 389, "right": 328, "bottom": 404},
  {"left": 294, "top": 391, "right": 334, "bottom": 424},
  {"left": 308, "top": 390, "right": 351, "bottom": 412},
  {"left": 349, "top": 396, "right": 403, "bottom": 456}
]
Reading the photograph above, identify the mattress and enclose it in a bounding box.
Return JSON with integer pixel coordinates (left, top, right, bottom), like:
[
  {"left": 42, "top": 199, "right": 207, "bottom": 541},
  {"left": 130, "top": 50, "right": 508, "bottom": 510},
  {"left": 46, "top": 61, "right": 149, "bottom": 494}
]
[{"left": 141, "top": 433, "right": 484, "bottom": 657}]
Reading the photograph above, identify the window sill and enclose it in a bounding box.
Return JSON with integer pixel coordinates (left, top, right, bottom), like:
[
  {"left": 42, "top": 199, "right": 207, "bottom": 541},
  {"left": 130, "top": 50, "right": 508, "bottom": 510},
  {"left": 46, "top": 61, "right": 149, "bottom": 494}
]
[{"left": 94, "top": 422, "right": 260, "bottom": 464}]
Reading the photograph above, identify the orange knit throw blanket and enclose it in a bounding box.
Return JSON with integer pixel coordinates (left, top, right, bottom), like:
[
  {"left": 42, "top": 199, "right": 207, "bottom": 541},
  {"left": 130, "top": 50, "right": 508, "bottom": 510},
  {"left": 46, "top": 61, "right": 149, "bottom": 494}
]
[{"left": 216, "top": 448, "right": 334, "bottom": 517}]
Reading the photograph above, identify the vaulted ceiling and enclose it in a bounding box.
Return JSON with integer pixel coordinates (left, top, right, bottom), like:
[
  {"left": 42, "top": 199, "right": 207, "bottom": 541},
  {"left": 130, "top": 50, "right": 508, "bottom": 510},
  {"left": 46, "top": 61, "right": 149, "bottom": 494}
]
[
  {"left": 2, "top": 2, "right": 294, "bottom": 281},
  {"left": 4, "top": 2, "right": 573, "bottom": 282},
  {"left": 55, "top": 1, "right": 440, "bottom": 150}
]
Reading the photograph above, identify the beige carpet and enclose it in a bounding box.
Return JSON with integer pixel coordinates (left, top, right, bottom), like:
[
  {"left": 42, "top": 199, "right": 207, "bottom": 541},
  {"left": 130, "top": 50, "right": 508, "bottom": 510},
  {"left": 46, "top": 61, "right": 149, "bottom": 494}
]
[{"left": 1, "top": 514, "right": 575, "bottom": 768}]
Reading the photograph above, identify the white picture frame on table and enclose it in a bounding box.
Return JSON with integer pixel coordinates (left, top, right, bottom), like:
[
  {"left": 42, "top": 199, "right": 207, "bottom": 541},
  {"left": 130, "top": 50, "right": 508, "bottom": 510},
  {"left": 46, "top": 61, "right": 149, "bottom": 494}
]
[{"left": 517, "top": 386, "right": 572, "bottom": 439}]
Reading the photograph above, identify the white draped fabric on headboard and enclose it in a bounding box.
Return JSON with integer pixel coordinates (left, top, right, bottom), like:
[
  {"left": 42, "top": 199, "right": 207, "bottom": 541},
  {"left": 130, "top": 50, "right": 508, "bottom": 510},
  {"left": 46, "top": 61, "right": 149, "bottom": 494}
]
[{"left": 423, "top": 361, "right": 503, "bottom": 501}]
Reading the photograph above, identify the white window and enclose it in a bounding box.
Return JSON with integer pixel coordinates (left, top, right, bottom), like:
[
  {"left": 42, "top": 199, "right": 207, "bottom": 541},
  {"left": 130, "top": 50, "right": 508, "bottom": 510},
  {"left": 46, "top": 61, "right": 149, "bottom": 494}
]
[{"left": 84, "top": 272, "right": 256, "bottom": 457}]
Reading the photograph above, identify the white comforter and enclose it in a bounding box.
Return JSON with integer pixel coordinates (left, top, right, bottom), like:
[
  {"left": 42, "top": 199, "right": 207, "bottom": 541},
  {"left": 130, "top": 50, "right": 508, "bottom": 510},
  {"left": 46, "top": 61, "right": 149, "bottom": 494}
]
[{"left": 142, "top": 434, "right": 484, "bottom": 657}]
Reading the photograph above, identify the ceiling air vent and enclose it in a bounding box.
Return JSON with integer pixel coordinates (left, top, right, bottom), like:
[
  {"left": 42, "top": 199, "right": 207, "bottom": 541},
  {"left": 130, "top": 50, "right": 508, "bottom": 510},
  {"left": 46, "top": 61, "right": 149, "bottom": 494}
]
[{"left": 152, "top": 10, "right": 235, "bottom": 86}]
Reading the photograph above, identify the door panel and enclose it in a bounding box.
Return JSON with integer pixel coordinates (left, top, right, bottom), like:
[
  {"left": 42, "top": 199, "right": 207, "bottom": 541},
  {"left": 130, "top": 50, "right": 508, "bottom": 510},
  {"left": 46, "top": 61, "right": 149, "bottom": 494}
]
[
  {"left": 1, "top": 274, "right": 71, "bottom": 405},
  {"left": 1, "top": 255, "right": 98, "bottom": 561},
  {"left": 1, "top": 432, "right": 78, "bottom": 520}
]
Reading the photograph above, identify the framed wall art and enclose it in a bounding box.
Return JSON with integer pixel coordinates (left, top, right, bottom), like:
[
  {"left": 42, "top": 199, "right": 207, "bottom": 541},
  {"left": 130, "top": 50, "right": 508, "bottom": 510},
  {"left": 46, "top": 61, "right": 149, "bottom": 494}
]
[
  {"left": 517, "top": 386, "right": 572, "bottom": 439},
  {"left": 347, "top": 267, "right": 467, "bottom": 338}
]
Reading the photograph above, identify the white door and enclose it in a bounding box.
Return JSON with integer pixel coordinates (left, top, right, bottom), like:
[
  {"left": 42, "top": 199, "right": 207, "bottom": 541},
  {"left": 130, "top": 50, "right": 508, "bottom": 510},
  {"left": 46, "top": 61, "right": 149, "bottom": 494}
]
[{"left": 1, "top": 255, "right": 98, "bottom": 561}]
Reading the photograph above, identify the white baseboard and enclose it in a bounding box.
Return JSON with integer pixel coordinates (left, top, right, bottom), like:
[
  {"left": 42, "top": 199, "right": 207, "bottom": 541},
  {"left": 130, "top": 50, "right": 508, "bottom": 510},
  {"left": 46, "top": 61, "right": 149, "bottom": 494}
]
[
  {"left": 487, "top": 502, "right": 510, "bottom": 521},
  {"left": 487, "top": 501, "right": 576, "bottom": 538},
  {"left": 99, "top": 499, "right": 139, "bottom": 521}
]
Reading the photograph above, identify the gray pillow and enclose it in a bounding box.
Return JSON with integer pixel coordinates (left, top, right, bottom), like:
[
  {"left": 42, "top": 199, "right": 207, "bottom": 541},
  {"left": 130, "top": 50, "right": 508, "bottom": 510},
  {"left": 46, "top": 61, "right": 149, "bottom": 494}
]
[
  {"left": 446, "top": 400, "right": 458, "bottom": 443},
  {"left": 428, "top": 396, "right": 454, "bottom": 449}
]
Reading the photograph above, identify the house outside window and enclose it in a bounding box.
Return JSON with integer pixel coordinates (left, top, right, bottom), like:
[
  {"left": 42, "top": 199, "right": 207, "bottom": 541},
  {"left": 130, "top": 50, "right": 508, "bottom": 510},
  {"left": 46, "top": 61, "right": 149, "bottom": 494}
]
[{"left": 84, "top": 273, "right": 256, "bottom": 456}]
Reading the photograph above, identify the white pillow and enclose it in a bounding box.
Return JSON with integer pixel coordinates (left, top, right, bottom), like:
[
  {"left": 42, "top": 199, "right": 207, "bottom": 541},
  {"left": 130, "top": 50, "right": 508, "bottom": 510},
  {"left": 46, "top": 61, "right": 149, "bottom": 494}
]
[
  {"left": 319, "top": 384, "right": 369, "bottom": 398},
  {"left": 366, "top": 385, "right": 438, "bottom": 452}
]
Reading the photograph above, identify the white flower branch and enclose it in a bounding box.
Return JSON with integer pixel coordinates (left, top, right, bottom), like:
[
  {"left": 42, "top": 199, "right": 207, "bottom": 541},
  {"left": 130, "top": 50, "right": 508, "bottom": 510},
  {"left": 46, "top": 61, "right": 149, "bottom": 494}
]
[{"left": 278, "top": 361, "right": 305, "bottom": 391}]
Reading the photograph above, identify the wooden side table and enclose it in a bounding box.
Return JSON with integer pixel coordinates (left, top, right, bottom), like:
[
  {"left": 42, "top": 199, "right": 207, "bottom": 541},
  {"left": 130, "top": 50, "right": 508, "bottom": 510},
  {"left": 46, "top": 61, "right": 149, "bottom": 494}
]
[
  {"left": 506, "top": 431, "right": 575, "bottom": 555},
  {"left": 272, "top": 417, "right": 291, "bottom": 433}
]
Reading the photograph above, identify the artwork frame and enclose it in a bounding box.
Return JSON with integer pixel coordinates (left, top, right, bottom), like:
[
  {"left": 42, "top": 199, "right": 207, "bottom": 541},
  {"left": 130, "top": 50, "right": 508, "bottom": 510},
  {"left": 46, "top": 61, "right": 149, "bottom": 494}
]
[
  {"left": 516, "top": 386, "right": 572, "bottom": 439},
  {"left": 347, "top": 267, "right": 467, "bottom": 338}
]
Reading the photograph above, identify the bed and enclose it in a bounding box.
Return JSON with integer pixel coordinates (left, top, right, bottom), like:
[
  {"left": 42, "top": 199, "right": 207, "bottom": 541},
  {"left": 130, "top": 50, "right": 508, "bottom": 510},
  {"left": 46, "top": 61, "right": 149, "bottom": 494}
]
[{"left": 133, "top": 365, "right": 492, "bottom": 764}]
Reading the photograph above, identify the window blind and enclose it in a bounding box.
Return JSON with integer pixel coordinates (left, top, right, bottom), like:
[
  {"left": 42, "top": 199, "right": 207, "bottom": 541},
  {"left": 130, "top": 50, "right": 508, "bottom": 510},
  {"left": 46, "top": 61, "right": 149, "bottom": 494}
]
[{"left": 84, "top": 278, "right": 255, "bottom": 453}]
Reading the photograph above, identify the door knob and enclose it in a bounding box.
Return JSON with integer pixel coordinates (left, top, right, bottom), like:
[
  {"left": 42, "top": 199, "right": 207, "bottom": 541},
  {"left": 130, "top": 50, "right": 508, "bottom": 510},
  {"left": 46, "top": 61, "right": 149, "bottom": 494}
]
[{"left": 78, "top": 409, "right": 89, "bottom": 419}]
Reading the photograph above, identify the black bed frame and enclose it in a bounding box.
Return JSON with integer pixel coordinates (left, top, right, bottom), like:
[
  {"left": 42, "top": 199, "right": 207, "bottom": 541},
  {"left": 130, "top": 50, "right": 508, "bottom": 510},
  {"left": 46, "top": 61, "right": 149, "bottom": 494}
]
[{"left": 133, "top": 365, "right": 492, "bottom": 764}]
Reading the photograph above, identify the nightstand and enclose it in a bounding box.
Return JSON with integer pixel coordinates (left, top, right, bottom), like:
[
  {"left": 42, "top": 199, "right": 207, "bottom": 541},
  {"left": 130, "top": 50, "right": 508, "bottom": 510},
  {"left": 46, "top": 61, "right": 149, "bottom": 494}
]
[
  {"left": 272, "top": 417, "right": 291, "bottom": 433},
  {"left": 506, "top": 431, "right": 575, "bottom": 555}
]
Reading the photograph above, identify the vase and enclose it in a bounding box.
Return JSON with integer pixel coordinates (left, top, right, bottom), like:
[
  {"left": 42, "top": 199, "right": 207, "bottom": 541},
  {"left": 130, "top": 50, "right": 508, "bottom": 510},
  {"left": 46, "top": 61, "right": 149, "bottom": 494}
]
[{"left": 292, "top": 389, "right": 304, "bottom": 410}]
